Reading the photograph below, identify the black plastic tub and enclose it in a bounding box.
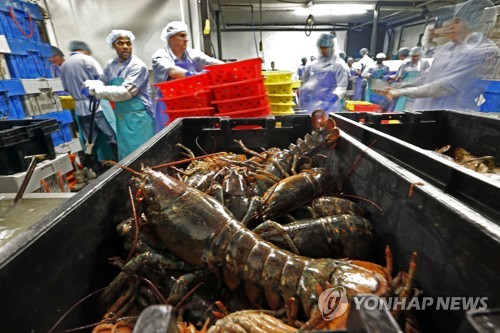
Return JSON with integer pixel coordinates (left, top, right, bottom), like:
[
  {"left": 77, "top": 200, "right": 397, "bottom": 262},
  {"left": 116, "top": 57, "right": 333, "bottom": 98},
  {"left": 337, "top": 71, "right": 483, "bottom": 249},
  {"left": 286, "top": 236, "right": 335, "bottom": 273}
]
[
  {"left": 0, "top": 118, "right": 58, "bottom": 175},
  {"left": 331, "top": 110, "right": 500, "bottom": 223},
  {"left": 0, "top": 116, "right": 499, "bottom": 333}
]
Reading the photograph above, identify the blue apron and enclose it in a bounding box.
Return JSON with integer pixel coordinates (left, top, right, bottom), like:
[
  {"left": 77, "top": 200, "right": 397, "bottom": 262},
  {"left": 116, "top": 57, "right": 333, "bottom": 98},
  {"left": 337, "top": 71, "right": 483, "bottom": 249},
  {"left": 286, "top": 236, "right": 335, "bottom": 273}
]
[
  {"left": 299, "top": 64, "right": 341, "bottom": 113},
  {"left": 393, "top": 71, "right": 421, "bottom": 112},
  {"left": 111, "top": 78, "right": 155, "bottom": 160},
  {"left": 365, "top": 69, "right": 385, "bottom": 102}
]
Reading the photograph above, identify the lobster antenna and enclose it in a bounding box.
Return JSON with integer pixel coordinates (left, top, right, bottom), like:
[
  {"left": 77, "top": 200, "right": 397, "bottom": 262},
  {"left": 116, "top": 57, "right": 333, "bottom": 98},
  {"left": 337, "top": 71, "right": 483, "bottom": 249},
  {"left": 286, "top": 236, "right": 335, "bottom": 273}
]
[
  {"left": 338, "top": 139, "right": 377, "bottom": 192},
  {"left": 102, "top": 160, "right": 141, "bottom": 176}
]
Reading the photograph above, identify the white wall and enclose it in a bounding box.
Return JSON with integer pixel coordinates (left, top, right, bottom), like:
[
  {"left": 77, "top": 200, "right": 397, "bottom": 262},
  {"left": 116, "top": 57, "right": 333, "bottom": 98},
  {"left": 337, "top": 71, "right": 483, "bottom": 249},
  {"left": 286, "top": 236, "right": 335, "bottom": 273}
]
[
  {"left": 41, "top": 0, "right": 199, "bottom": 70},
  {"left": 220, "top": 30, "right": 347, "bottom": 72},
  {"left": 398, "top": 23, "right": 426, "bottom": 50}
]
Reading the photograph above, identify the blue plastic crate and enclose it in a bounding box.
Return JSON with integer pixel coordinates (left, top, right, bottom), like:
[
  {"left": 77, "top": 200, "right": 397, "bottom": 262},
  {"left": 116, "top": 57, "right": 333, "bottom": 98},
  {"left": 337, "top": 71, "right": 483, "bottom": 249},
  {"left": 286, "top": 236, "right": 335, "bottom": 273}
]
[
  {"left": 34, "top": 110, "right": 74, "bottom": 144},
  {"left": 0, "top": 79, "right": 26, "bottom": 119},
  {"left": 21, "top": 1, "right": 42, "bottom": 21},
  {"left": 0, "top": 3, "right": 38, "bottom": 41},
  {"left": 480, "top": 80, "right": 500, "bottom": 113}
]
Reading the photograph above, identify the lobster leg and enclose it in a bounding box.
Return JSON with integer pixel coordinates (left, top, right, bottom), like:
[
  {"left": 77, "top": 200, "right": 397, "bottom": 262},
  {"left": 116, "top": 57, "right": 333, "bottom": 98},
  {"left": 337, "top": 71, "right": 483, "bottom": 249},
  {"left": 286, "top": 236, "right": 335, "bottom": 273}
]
[
  {"left": 253, "top": 220, "right": 300, "bottom": 254},
  {"left": 167, "top": 269, "right": 210, "bottom": 305},
  {"left": 240, "top": 196, "right": 263, "bottom": 226}
]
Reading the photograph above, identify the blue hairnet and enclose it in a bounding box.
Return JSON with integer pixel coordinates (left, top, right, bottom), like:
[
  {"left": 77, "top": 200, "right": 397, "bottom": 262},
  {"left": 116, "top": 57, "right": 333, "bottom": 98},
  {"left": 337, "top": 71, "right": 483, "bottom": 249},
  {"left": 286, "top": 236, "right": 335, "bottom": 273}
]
[
  {"left": 317, "top": 33, "right": 334, "bottom": 48},
  {"left": 68, "top": 40, "right": 91, "bottom": 53},
  {"left": 338, "top": 51, "right": 346, "bottom": 59},
  {"left": 397, "top": 47, "right": 410, "bottom": 57},
  {"left": 51, "top": 46, "right": 64, "bottom": 57},
  {"left": 106, "top": 29, "right": 135, "bottom": 47},
  {"left": 455, "top": 0, "right": 495, "bottom": 31},
  {"left": 161, "top": 21, "right": 188, "bottom": 41},
  {"left": 409, "top": 47, "right": 422, "bottom": 56},
  {"left": 359, "top": 48, "right": 369, "bottom": 56}
]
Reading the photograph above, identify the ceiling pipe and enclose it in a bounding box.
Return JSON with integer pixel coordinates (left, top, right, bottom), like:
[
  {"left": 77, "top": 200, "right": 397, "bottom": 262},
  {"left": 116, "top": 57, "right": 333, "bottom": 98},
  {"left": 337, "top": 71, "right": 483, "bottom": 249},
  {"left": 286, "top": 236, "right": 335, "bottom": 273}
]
[
  {"left": 220, "top": 27, "right": 349, "bottom": 32},
  {"left": 369, "top": 2, "right": 380, "bottom": 56}
]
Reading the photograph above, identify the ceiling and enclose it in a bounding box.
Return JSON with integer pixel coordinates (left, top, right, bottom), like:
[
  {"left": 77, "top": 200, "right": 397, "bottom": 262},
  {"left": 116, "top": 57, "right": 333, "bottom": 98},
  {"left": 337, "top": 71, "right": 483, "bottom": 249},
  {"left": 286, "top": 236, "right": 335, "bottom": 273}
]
[{"left": 208, "top": 0, "right": 492, "bottom": 32}]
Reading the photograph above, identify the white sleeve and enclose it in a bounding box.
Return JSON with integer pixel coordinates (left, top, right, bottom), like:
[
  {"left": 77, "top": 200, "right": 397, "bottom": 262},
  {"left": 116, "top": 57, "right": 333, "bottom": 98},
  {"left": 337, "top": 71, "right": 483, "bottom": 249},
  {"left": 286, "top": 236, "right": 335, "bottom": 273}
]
[{"left": 92, "top": 83, "right": 134, "bottom": 102}]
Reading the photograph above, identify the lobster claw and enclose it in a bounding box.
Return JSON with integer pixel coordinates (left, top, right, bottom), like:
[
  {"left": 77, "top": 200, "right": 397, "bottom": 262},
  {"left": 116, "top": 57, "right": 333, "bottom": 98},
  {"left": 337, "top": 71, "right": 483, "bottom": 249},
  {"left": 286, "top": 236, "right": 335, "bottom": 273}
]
[{"left": 311, "top": 110, "right": 340, "bottom": 148}]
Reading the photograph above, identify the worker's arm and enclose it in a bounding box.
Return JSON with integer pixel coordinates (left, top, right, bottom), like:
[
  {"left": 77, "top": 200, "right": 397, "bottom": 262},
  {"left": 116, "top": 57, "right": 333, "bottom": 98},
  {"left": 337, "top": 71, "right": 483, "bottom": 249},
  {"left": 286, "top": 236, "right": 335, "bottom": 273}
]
[{"left": 390, "top": 80, "right": 454, "bottom": 99}]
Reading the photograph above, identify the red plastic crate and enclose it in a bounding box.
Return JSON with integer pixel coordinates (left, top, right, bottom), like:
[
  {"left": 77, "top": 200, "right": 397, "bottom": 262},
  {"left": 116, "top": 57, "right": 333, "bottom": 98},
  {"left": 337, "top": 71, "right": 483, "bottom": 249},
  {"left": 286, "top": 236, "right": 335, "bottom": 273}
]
[
  {"left": 212, "top": 94, "right": 268, "bottom": 113},
  {"left": 204, "top": 58, "right": 263, "bottom": 85},
  {"left": 163, "top": 107, "right": 215, "bottom": 124},
  {"left": 154, "top": 73, "right": 210, "bottom": 98},
  {"left": 160, "top": 90, "right": 213, "bottom": 110},
  {"left": 210, "top": 78, "right": 266, "bottom": 101},
  {"left": 217, "top": 105, "right": 270, "bottom": 118}
]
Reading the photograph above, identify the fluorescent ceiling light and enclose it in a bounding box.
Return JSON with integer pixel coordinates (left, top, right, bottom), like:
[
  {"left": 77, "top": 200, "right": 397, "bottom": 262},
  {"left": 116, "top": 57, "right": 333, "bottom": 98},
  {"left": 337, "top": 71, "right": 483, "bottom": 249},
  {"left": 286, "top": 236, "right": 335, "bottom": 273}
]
[{"left": 294, "top": 4, "right": 373, "bottom": 16}]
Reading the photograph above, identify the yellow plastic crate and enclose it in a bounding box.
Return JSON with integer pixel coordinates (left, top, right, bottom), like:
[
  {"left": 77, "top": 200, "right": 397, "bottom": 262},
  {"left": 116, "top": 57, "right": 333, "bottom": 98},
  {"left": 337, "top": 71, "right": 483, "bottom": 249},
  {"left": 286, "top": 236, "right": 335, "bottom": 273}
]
[
  {"left": 265, "top": 81, "right": 294, "bottom": 94},
  {"left": 291, "top": 80, "right": 301, "bottom": 89},
  {"left": 59, "top": 96, "right": 75, "bottom": 110},
  {"left": 267, "top": 93, "right": 295, "bottom": 104},
  {"left": 271, "top": 110, "right": 295, "bottom": 115},
  {"left": 270, "top": 102, "right": 295, "bottom": 113},
  {"left": 345, "top": 100, "right": 380, "bottom": 112},
  {"left": 262, "top": 70, "right": 293, "bottom": 83}
]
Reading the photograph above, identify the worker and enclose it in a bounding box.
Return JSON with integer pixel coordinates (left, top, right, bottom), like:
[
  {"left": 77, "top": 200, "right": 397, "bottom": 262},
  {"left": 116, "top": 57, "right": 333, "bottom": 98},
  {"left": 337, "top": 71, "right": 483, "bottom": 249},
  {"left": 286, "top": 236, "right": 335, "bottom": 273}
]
[
  {"left": 48, "top": 46, "right": 64, "bottom": 78},
  {"left": 397, "top": 47, "right": 410, "bottom": 61},
  {"left": 345, "top": 57, "right": 356, "bottom": 100},
  {"left": 84, "top": 30, "right": 154, "bottom": 161},
  {"left": 296, "top": 57, "right": 307, "bottom": 81},
  {"left": 60, "top": 40, "right": 117, "bottom": 161},
  {"left": 392, "top": 47, "right": 431, "bottom": 111},
  {"left": 386, "top": 0, "right": 499, "bottom": 112},
  {"left": 363, "top": 53, "right": 390, "bottom": 103},
  {"left": 352, "top": 48, "right": 374, "bottom": 100},
  {"left": 152, "top": 21, "right": 223, "bottom": 132},
  {"left": 299, "top": 33, "right": 348, "bottom": 113}
]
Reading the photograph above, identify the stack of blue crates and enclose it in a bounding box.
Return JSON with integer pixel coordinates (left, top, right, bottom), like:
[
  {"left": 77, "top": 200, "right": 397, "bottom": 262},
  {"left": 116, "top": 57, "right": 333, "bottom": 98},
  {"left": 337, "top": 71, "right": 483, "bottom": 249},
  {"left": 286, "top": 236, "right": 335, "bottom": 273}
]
[{"left": 0, "top": 0, "right": 75, "bottom": 146}]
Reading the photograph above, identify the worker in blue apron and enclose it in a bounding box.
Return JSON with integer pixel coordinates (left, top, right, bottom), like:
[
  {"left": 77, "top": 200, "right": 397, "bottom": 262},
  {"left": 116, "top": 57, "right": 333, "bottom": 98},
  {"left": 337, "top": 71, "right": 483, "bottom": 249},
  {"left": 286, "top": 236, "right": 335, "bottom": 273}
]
[
  {"left": 363, "top": 53, "right": 390, "bottom": 104},
  {"left": 299, "top": 33, "right": 348, "bottom": 113},
  {"left": 84, "top": 30, "right": 154, "bottom": 161},
  {"left": 152, "top": 21, "right": 223, "bottom": 132},
  {"left": 392, "top": 47, "right": 430, "bottom": 111}
]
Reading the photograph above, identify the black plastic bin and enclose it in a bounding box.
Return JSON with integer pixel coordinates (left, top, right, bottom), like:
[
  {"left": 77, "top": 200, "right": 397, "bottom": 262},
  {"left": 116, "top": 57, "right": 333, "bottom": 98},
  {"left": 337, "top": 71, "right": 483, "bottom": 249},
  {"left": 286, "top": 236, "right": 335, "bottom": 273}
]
[
  {"left": 0, "top": 116, "right": 499, "bottom": 333},
  {"left": 0, "top": 118, "right": 59, "bottom": 175},
  {"left": 331, "top": 110, "right": 500, "bottom": 223}
]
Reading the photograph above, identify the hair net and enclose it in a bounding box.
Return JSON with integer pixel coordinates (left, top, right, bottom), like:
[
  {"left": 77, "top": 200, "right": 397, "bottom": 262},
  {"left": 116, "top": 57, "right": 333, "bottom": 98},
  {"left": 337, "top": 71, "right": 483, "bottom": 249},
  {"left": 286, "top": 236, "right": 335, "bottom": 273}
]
[
  {"left": 455, "top": 0, "right": 495, "bottom": 32},
  {"left": 376, "top": 53, "right": 386, "bottom": 59},
  {"left": 347, "top": 57, "right": 354, "bottom": 62},
  {"left": 397, "top": 47, "right": 410, "bottom": 57},
  {"left": 409, "top": 47, "right": 422, "bottom": 56},
  {"left": 68, "top": 40, "right": 91, "bottom": 53},
  {"left": 338, "top": 51, "right": 346, "bottom": 60},
  {"left": 317, "top": 33, "right": 334, "bottom": 48},
  {"left": 161, "top": 21, "right": 188, "bottom": 41},
  {"left": 106, "top": 30, "right": 135, "bottom": 47},
  {"left": 51, "top": 46, "right": 64, "bottom": 57},
  {"left": 359, "top": 48, "right": 369, "bottom": 56}
]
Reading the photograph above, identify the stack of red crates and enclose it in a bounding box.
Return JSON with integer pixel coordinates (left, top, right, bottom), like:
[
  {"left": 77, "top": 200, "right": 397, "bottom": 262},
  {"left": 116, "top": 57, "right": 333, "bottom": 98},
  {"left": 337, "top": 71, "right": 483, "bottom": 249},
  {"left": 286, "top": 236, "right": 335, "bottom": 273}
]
[
  {"left": 205, "top": 58, "right": 270, "bottom": 118},
  {"left": 154, "top": 73, "right": 215, "bottom": 124}
]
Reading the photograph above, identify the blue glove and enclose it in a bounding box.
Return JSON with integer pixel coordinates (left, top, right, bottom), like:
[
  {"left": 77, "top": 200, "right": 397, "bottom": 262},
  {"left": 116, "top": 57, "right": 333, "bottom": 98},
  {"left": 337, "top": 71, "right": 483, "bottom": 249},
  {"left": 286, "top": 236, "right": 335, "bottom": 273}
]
[
  {"left": 81, "top": 87, "right": 91, "bottom": 98},
  {"left": 185, "top": 71, "right": 196, "bottom": 77},
  {"left": 329, "top": 94, "right": 339, "bottom": 104}
]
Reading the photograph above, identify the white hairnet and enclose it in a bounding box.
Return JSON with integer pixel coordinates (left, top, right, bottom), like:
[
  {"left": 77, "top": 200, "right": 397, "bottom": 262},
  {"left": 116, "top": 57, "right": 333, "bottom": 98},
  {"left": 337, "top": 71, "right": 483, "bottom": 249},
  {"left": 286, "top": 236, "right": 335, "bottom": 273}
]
[
  {"left": 106, "top": 30, "right": 135, "bottom": 47},
  {"left": 376, "top": 53, "right": 386, "bottom": 59},
  {"left": 409, "top": 47, "right": 422, "bottom": 56},
  {"left": 454, "top": 0, "right": 496, "bottom": 32},
  {"left": 359, "top": 48, "right": 369, "bottom": 56},
  {"left": 397, "top": 47, "right": 410, "bottom": 57},
  {"left": 161, "top": 21, "right": 188, "bottom": 41}
]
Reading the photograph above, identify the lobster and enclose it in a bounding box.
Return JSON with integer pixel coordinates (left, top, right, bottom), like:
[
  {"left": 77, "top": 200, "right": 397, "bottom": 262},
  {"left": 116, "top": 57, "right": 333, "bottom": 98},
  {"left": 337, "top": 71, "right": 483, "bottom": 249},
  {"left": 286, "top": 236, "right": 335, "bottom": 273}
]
[
  {"left": 134, "top": 168, "right": 391, "bottom": 326},
  {"left": 254, "top": 214, "right": 374, "bottom": 260}
]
